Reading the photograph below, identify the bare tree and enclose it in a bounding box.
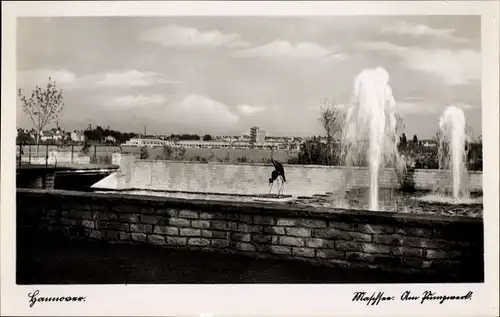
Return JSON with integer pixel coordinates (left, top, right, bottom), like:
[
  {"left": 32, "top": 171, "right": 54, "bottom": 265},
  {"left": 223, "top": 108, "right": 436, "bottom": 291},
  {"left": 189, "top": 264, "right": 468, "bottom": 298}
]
[
  {"left": 319, "top": 99, "right": 344, "bottom": 165},
  {"left": 18, "top": 77, "right": 64, "bottom": 153},
  {"left": 395, "top": 113, "right": 405, "bottom": 136}
]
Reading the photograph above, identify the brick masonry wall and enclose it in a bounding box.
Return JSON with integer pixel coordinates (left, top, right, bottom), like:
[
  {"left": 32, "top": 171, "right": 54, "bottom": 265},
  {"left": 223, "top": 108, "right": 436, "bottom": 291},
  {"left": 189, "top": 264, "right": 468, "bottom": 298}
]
[
  {"left": 17, "top": 189, "right": 484, "bottom": 279},
  {"left": 104, "top": 154, "right": 483, "bottom": 196}
]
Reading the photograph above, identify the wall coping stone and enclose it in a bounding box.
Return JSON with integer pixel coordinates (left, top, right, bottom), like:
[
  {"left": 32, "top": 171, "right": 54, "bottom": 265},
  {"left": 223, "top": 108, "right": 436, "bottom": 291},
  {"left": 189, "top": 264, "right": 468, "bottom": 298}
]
[
  {"left": 18, "top": 188, "right": 482, "bottom": 226},
  {"left": 136, "top": 159, "right": 483, "bottom": 174}
]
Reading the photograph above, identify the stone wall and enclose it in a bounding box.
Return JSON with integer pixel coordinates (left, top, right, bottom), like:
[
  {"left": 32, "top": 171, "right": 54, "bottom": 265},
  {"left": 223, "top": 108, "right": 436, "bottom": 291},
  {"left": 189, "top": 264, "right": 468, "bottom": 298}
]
[
  {"left": 17, "top": 188, "right": 484, "bottom": 280},
  {"left": 91, "top": 153, "right": 483, "bottom": 197}
]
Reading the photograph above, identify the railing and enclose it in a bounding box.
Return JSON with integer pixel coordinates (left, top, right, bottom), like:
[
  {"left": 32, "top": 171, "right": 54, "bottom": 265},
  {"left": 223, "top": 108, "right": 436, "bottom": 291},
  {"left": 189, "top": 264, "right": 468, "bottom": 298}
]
[{"left": 16, "top": 143, "right": 121, "bottom": 168}]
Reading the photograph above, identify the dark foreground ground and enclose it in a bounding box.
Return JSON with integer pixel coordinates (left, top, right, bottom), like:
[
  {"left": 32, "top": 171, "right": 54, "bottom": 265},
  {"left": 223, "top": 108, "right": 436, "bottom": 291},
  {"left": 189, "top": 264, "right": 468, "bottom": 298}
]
[{"left": 17, "top": 234, "right": 473, "bottom": 284}]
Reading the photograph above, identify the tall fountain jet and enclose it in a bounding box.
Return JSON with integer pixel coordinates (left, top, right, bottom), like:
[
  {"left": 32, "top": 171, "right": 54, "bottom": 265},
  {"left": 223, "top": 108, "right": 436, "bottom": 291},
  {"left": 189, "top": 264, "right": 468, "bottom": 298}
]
[
  {"left": 438, "top": 106, "right": 468, "bottom": 200},
  {"left": 341, "top": 67, "right": 399, "bottom": 211}
]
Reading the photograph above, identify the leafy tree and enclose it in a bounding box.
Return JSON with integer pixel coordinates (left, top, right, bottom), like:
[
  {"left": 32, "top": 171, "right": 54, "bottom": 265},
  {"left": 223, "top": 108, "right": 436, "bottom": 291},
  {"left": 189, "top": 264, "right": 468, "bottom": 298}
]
[
  {"left": 203, "top": 134, "right": 213, "bottom": 141},
  {"left": 412, "top": 134, "right": 418, "bottom": 144},
  {"left": 16, "top": 129, "right": 35, "bottom": 144},
  {"left": 18, "top": 77, "right": 65, "bottom": 153},
  {"left": 399, "top": 133, "right": 408, "bottom": 151},
  {"left": 319, "top": 99, "right": 344, "bottom": 165},
  {"left": 395, "top": 113, "right": 405, "bottom": 136}
]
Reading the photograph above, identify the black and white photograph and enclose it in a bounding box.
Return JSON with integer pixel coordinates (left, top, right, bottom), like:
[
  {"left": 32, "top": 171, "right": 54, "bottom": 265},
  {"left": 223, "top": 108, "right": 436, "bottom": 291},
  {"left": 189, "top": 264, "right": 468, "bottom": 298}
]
[{"left": 2, "top": 1, "right": 499, "bottom": 316}]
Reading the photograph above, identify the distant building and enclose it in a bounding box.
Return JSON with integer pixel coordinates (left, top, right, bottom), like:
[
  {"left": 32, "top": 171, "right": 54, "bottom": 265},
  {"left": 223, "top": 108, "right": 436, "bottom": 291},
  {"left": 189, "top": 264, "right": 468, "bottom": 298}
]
[
  {"left": 70, "top": 130, "right": 86, "bottom": 143},
  {"left": 250, "top": 126, "right": 267, "bottom": 144},
  {"left": 105, "top": 135, "right": 116, "bottom": 144}
]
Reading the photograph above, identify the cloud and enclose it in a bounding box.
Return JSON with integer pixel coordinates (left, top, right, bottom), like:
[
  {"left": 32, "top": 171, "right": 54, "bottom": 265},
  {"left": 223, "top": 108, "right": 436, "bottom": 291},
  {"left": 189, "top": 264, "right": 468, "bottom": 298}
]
[
  {"left": 381, "top": 21, "right": 468, "bottom": 43},
  {"left": 358, "top": 42, "right": 480, "bottom": 85},
  {"left": 17, "top": 69, "right": 77, "bottom": 90},
  {"left": 231, "top": 40, "right": 347, "bottom": 60},
  {"left": 96, "top": 70, "right": 179, "bottom": 87},
  {"left": 395, "top": 101, "right": 477, "bottom": 115},
  {"left": 139, "top": 24, "right": 250, "bottom": 48},
  {"left": 17, "top": 69, "right": 178, "bottom": 91},
  {"left": 237, "top": 104, "right": 267, "bottom": 116},
  {"left": 166, "top": 94, "right": 239, "bottom": 130},
  {"left": 106, "top": 94, "right": 168, "bottom": 108}
]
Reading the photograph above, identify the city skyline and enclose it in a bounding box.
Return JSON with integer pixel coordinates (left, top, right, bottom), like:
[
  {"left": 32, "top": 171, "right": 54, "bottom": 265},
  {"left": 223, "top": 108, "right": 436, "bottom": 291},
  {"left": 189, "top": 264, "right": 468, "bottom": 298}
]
[{"left": 17, "top": 16, "right": 482, "bottom": 139}]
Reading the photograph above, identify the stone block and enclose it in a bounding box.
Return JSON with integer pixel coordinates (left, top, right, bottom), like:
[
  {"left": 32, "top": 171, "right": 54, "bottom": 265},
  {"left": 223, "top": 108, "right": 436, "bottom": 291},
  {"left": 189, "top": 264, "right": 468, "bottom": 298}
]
[
  {"left": 95, "top": 211, "right": 117, "bottom": 222},
  {"left": 327, "top": 259, "right": 351, "bottom": 269},
  {"left": 211, "top": 239, "right": 230, "bottom": 248},
  {"left": 253, "top": 215, "right": 275, "bottom": 225},
  {"left": 153, "top": 225, "right": 179, "bottom": 236},
  {"left": 253, "top": 234, "right": 272, "bottom": 244},
  {"left": 60, "top": 218, "right": 77, "bottom": 226},
  {"left": 156, "top": 208, "right": 178, "bottom": 217},
  {"left": 119, "top": 232, "right": 131, "bottom": 240},
  {"left": 233, "top": 242, "right": 256, "bottom": 252},
  {"left": 317, "top": 249, "right": 344, "bottom": 259},
  {"left": 166, "top": 236, "right": 187, "bottom": 246},
  {"left": 426, "top": 249, "right": 448, "bottom": 259},
  {"left": 188, "top": 238, "right": 210, "bottom": 247},
  {"left": 335, "top": 240, "right": 361, "bottom": 251},
  {"left": 314, "top": 229, "right": 352, "bottom": 240},
  {"left": 402, "top": 258, "right": 424, "bottom": 268},
  {"left": 276, "top": 218, "right": 297, "bottom": 226},
  {"left": 98, "top": 222, "right": 123, "bottom": 231},
  {"left": 239, "top": 215, "right": 252, "bottom": 223},
  {"left": 104, "top": 230, "right": 119, "bottom": 240},
  {"left": 269, "top": 245, "right": 292, "bottom": 255},
  {"left": 358, "top": 224, "right": 395, "bottom": 234},
  {"left": 305, "top": 238, "right": 335, "bottom": 249},
  {"left": 200, "top": 212, "right": 225, "bottom": 220},
  {"left": 279, "top": 237, "right": 305, "bottom": 247},
  {"left": 292, "top": 247, "right": 315, "bottom": 258},
  {"left": 169, "top": 217, "right": 191, "bottom": 227},
  {"left": 130, "top": 223, "right": 153, "bottom": 234},
  {"left": 361, "top": 243, "right": 392, "bottom": 254},
  {"left": 227, "top": 221, "right": 239, "bottom": 231},
  {"left": 119, "top": 213, "right": 139, "bottom": 223},
  {"left": 89, "top": 230, "right": 102, "bottom": 240},
  {"left": 201, "top": 230, "right": 227, "bottom": 239},
  {"left": 230, "top": 233, "right": 251, "bottom": 242},
  {"left": 373, "top": 234, "right": 404, "bottom": 245},
  {"left": 285, "top": 228, "right": 312, "bottom": 237},
  {"left": 226, "top": 213, "right": 239, "bottom": 221},
  {"left": 191, "top": 220, "right": 211, "bottom": 229},
  {"left": 263, "top": 226, "right": 285, "bottom": 235},
  {"left": 139, "top": 207, "right": 155, "bottom": 214},
  {"left": 349, "top": 232, "right": 372, "bottom": 242},
  {"left": 180, "top": 228, "right": 201, "bottom": 237},
  {"left": 346, "top": 252, "right": 375, "bottom": 263},
  {"left": 211, "top": 220, "right": 228, "bottom": 230},
  {"left": 81, "top": 220, "right": 95, "bottom": 229},
  {"left": 301, "top": 219, "right": 328, "bottom": 228},
  {"left": 238, "top": 224, "right": 262, "bottom": 233},
  {"left": 328, "top": 221, "right": 352, "bottom": 231},
  {"left": 179, "top": 210, "right": 199, "bottom": 219},
  {"left": 140, "top": 214, "right": 159, "bottom": 225},
  {"left": 120, "top": 223, "right": 130, "bottom": 232},
  {"left": 392, "top": 246, "right": 423, "bottom": 258},
  {"left": 148, "top": 234, "right": 167, "bottom": 245},
  {"left": 131, "top": 232, "right": 147, "bottom": 242}
]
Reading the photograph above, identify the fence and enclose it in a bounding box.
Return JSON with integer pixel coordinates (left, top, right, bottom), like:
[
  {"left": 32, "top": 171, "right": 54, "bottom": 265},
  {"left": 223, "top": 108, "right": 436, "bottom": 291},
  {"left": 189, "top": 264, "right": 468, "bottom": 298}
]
[{"left": 16, "top": 143, "right": 121, "bottom": 168}]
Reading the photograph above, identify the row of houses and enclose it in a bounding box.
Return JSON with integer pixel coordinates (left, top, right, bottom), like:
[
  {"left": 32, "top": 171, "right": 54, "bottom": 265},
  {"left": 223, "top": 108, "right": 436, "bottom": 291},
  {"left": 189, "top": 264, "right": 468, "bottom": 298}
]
[
  {"left": 123, "top": 137, "right": 302, "bottom": 150},
  {"left": 16, "top": 128, "right": 118, "bottom": 144}
]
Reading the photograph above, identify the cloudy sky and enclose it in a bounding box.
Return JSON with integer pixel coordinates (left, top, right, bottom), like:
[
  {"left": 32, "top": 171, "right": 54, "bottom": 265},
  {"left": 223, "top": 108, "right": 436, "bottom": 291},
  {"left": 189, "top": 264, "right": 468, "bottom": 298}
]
[{"left": 16, "top": 16, "right": 481, "bottom": 138}]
